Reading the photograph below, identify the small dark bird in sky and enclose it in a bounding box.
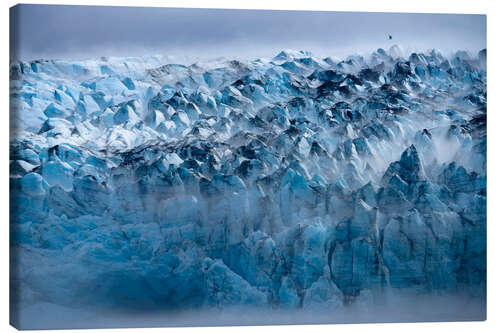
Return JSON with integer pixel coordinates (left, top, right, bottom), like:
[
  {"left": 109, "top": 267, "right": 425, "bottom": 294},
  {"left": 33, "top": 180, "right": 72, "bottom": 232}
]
[{"left": 389, "top": 35, "right": 393, "bottom": 40}]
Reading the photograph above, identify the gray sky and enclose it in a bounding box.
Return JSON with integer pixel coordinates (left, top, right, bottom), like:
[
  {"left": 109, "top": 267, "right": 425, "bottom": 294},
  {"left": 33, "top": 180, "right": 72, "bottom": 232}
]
[{"left": 10, "top": 4, "right": 486, "bottom": 61}]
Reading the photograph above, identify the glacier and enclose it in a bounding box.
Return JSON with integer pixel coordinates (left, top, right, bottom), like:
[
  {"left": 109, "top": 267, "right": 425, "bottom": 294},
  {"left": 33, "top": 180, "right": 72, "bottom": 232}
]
[{"left": 10, "top": 46, "right": 486, "bottom": 329}]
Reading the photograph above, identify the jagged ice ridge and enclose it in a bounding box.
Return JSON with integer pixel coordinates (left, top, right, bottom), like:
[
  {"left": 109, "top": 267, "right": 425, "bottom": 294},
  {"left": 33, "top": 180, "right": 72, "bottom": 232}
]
[{"left": 10, "top": 46, "right": 486, "bottom": 328}]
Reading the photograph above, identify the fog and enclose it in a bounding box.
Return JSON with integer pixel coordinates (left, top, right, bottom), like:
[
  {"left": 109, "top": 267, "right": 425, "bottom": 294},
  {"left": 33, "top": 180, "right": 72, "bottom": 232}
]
[{"left": 13, "top": 290, "right": 485, "bottom": 330}]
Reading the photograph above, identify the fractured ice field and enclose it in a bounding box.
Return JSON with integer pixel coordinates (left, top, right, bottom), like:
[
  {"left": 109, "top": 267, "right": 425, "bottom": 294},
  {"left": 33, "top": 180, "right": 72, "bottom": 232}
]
[{"left": 10, "top": 46, "right": 486, "bottom": 329}]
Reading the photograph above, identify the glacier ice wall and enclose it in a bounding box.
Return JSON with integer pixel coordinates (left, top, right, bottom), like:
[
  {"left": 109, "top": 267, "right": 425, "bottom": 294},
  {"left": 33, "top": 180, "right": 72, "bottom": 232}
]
[{"left": 10, "top": 47, "right": 486, "bottom": 329}]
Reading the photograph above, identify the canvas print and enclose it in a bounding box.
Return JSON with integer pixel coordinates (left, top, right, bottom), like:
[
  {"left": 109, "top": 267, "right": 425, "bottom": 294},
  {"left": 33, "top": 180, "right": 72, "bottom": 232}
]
[{"left": 10, "top": 4, "right": 486, "bottom": 330}]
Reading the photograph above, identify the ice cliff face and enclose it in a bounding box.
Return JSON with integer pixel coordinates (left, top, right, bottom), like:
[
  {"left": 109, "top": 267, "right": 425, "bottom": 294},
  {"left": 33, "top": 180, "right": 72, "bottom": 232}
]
[{"left": 10, "top": 47, "right": 486, "bottom": 327}]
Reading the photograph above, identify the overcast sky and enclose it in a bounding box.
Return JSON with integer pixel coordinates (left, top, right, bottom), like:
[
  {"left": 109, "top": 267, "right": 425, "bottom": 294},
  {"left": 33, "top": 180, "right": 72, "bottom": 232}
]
[{"left": 10, "top": 4, "right": 486, "bottom": 61}]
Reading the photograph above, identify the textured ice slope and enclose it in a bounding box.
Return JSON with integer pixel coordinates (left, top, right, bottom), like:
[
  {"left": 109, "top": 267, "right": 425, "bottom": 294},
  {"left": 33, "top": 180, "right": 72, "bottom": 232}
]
[{"left": 10, "top": 47, "right": 486, "bottom": 328}]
